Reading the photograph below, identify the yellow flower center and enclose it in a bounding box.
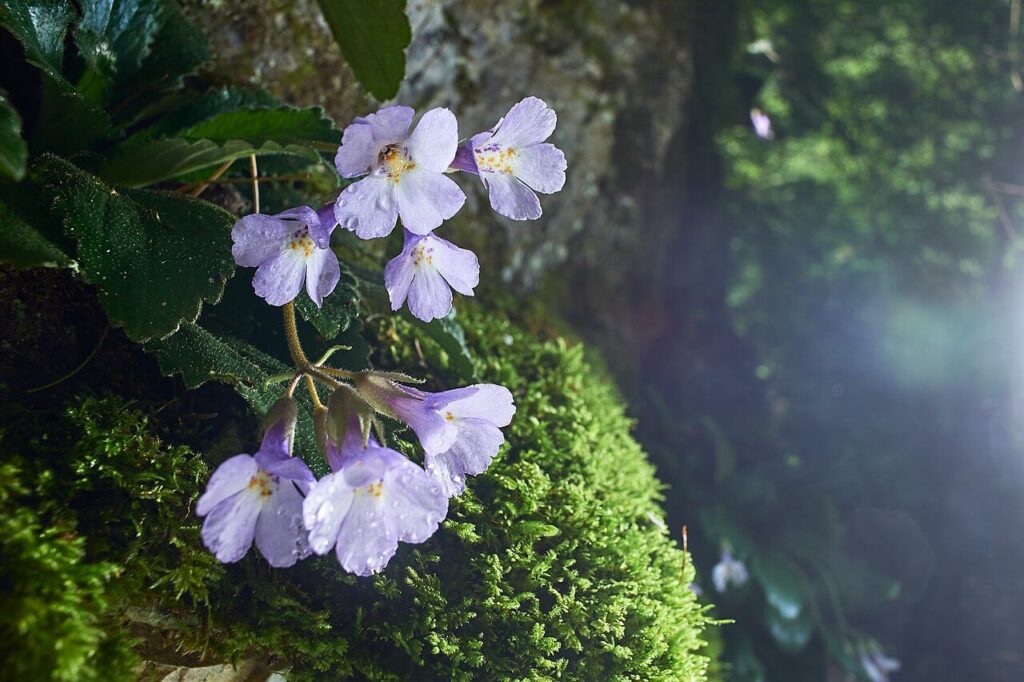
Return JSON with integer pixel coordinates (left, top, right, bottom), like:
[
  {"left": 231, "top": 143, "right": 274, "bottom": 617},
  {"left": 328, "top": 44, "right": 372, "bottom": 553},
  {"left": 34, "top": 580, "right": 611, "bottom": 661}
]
[
  {"left": 474, "top": 146, "right": 517, "bottom": 174},
  {"left": 288, "top": 235, "right": 315, "bottom": 258},
  {"left": 246, "top": 470, "right": 276, "bottom": 498},
  {"left": 412, "top": 243, "right": 432, "bottom": 267},
  {"left": 380, "top": 144, "right": 416, "bottom": 182},
  {"left": 366, "top": 481, "right": 384, "bottom": 497}
]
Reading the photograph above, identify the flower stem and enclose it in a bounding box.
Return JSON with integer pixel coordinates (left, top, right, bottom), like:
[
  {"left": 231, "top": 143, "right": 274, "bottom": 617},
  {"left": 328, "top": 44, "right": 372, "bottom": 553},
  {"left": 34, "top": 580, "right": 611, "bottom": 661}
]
[
  {"left": 282, "top": 302, "right": 310, "bottom": 367},
  {"left": 249, "top": 154, "right": 260, "bottom": 214}
]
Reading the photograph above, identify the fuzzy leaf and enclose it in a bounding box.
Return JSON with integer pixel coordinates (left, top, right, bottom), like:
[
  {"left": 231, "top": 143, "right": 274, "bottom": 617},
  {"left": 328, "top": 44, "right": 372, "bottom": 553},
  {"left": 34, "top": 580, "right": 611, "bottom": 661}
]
[
  {"left": 316, "top": 0, "right": 411, "bottom": 100},
  {"left": 74, "top": 0, "right": 162, "bottom": 78},
  {"left": 295, "top": 262, "right": 360, "bottom": 340},
  {"left": 179, "top": 106, "right": 340, "bottom": 146},
  {"left": 0, "top": 0, "right": 76, "bottom": 80},
  {"left": 146, "top": 321, "right": 320, "bottom": 471},
  {"left": 0, "top": 181, "right": 70, "bottom": 268},
  {"left": 0, "top": 96, "right": 28, "bottom": 180},
  {"left": 39, "top": 155, "right": 235, "bottom": 341}
]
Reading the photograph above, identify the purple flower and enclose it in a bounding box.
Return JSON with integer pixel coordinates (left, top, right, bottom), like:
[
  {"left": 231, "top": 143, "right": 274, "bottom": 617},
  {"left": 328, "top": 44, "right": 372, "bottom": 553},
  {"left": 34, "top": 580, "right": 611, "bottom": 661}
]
[
  {"left": 302, "top": 419, "right": 448, "bottom": 576},
  {"left": 196, "top": 411, "right": 315, "bottom": 567},
  {"left": 750, "top": 107, "right": 774, "bottom": 140},
  {"left": 384, "top": 231, "right": 480, "bottom": 323},
  {"left": 334, "top": 106, "right": 466, "bottom": 239},
  {"left": 356, "top": 377, "right": 516, "bottom": 496},
  {"left": 711, "top": 549, "right": 749, "bottom": 593},
  {"left": 458, "top": 97, "right": 566, "bottom": 221},
  {"left": 231, "top": 206, "right": 339, "bottom": 307}
]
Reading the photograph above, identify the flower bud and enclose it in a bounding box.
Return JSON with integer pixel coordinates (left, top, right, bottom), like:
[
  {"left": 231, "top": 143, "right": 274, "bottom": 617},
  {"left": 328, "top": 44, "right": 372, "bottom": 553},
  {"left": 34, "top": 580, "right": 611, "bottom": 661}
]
[{"left": 262, "top": 396, "right": 298, "bottom": 456}]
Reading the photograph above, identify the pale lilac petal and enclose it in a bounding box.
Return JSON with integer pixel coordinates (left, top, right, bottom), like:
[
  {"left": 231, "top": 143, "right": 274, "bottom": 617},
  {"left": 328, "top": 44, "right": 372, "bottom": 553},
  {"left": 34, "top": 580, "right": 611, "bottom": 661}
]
[
  {"left": 254, "top": 480, "right": 309, "bottom": 567},
  {"left": 334, "top": 495, "right": 398, "bottom": 576},
  {"left": 483, "top": 172, "right": 541, "bottom": 220},
  {"left": 405, "top": 108, "right": 459, "bottom": 172},
  {"left": 444, "top": 384, "right": 516, "bottom": 425},
  {"left": 425, "top": 421, "right": 503, "bottom": 497},
  {"left": 304, "top": 247, "right": 340, "bottom": 308},
  {"left": 258, "top": 455, "right": 315, "bottom": 493},
  {"left": 429, "top": 235, "right": 479, "bottom": 296},
  {"left": 389, "top": 392, "right": 458, "bottom": 454},
  {"left": 383, "top": 242, "right": 416, "bottom": 312},
  {"left": 231, "top": 215, "right": 290, "bottom": 267},
  {"left": 407, "top": 266, "right": 453, "bottom": 322},
  {"left": 196, "top": 454, "right": 258, "bottom": 516},
  {"left": 201, "top": 491, "right": 261, "bottom": 563},
  {"left": 335, "top": 122, "right": 378, "bottom": 178},
  {"left": 396, "top": 167, "right": 465, "bottom": 235},
  {"left": 487, "top": 97, "right": 556, "bottom": 148},
  {"left": 335, "top": 176, "right": 399, "bottom": 239},
  {"left": 384, "top": 457, "right": 447, "bottom": 543},
  {"left": 302, "top": 472, "right": 355, "bottom": 555},
  {"left": 512, "top": 143, "right": 566, "bottom": 194},
  {"left": 316, "top": 204, "right": 338, "bottom": 243},
  {"left": 424, "top": 452, "right": 468, "bottom": 497},
  {"left": 360, "top": 105, "right": 415, "bottom": 144},
  {"left": 253, "top": 248, "right": 307, "bottom": 306}
]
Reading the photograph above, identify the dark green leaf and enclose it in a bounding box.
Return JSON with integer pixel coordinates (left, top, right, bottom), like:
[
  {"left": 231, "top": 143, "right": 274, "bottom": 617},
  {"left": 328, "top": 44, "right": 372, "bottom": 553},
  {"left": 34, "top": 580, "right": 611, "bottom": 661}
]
[
  {"left": 316, "top": 0, "right": 411, "bottom": 100},
  {"left": 31, "top": 76, "right": 111, "bottom": 155},
  {"left": 39, "top": 155, "right": 235, "bottom": 341},
  {"left": 414, "top": 309, "right": 477, "bottom": 380},
  {"left": 752, "top": 554, "right": 806, "bottom": 624},
  {"left": 74, "top": 0, "right": 161, "bottom": 78},
  {"left": 179, "top": 106, "right": 340, "bottom": 146},
  {"left": 0, "top": 180, "right": 70, "bottom": 268},
  {"left": 98, "top": 137, "right": 321, "bottom": 188},
  {"left": 132, "top": 88, "right": 278, "bottom": 141},
  {"left": 146, "top": 321, "right": 321, "bottom": 473},
  {"left": 0, "top": 96, "right": 28, "bottom": 180},
  {"left": 295, "top": 261, "right": 360, "bottom": 340},
  {"left": 0, "top": 0, "right": 76, "bottom": 80}
]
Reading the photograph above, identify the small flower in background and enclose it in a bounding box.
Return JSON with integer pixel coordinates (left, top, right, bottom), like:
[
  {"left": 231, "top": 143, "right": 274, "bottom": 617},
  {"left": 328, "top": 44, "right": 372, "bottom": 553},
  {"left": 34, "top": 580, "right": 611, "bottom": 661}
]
[
  {"left": 689, "top": 582, "right": 703, "bottom": 597},
  {"left": 456, "top": 96, "right": 567, "bottom": 220},
  {"left": 384, "top": 231, "right": 480, "bottom": 322},
  {"left": 712, "top": 549, "right": 749, "bottom": 593},
  {"left": 231, "top": 206, "right": 339, "bottom": 307},
  {"left": 334, "top": 106, "right": 465, "bottom": 238},
  {"left": 354, "top": 375, "right": 516, "bottom": 497},
  {"left": 859, "top": 642, "right": 900, "bottom": 682},
  {"left": 302, "top": 415, "right": 448, "bottom": 576},
  {"left": 196, "top": 399, "right": 315, "bottom": 567},
  {"left": 750, "top": 107, "right": 774, "bottom": 140}
]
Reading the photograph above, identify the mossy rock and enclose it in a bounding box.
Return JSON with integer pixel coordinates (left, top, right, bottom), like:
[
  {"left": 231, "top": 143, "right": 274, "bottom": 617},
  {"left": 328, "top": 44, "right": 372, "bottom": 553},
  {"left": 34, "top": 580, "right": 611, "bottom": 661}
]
[{"left": 0, "top": 306, "right": 712, "bottom": 680}]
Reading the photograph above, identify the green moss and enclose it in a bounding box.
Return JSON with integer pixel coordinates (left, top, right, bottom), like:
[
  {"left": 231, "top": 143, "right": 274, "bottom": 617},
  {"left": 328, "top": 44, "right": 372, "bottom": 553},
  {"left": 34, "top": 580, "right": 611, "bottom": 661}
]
[{"left": 1, "top": 306, "right": 712, "bottom": 680}]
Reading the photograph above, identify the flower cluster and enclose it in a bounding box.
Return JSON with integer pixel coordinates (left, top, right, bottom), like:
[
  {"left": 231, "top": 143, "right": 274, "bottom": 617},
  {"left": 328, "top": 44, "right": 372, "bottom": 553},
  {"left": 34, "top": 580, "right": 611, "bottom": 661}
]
[
  {"left": 199, "top": 377, "right": 515, "bottom": 575},
  {"left": 230, "top": 97, "right": 567, "bottom": 322},
  {"left": 200, "top": 99, "right": 555, "bottom": 575}
]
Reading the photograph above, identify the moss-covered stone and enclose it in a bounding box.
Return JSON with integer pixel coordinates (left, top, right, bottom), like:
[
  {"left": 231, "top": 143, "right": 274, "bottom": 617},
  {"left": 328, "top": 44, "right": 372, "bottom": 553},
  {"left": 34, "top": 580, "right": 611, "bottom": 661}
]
[{"left": 0, "top": 305, "right": 711, "bottom": 680}]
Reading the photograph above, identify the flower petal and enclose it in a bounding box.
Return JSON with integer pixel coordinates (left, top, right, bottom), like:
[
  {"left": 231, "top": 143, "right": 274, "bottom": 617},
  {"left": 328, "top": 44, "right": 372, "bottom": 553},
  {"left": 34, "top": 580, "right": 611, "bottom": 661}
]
[
  {"left": 384, "top": 458, "right": 448, "bottom": 543},
  {"left": 304, "top": 246, "right": 341, "bottom": 308},
  {"left": 488, "top": 97, "right": 556, "bottom": 148},
  {"left": 407, "top": 265, "right": 453, "bottom": 322},
  {"left": 335, "top": 122, "right": 378, "bottom": 178},
  {"left": 383, "top": 238, "right": 417, "bottom": 311},
  {"left": 483, "top": 172, "right": 541, "bottom": 220},
  {"left": 255, "top": 480, "right": 310, "bottom": 567},
  {"left": 445, "top": 384, "right": 516, "bottom": 425},
  {"left": 405, "top": 107, "right": 459, "bottom": 172},
  {"left": 201, "top": 491, "right": 261, "bottom": 563},
  {"left": 429, "top": 235, "right": 479, "bottom": 296},
  {"left": 231, "top": 215, "right": 289, "bottom": 267},
  {"left": 360, "top": 105, "right": 415, "bottom": 144},
  {"left": 335, "top": 176, "right": 399, "bottom": 239},
  {"left": 334, "top": 494, "right": 398, "bottom": 576},
  {"left": 512, "top": 143, "right": 566, "bottom": 194},
  {"left": 196, "top": 454, "right": 258, "bottom": 517},
  {"left": 302, "top": 472, "right": 354, "bottom": 555},
  {"left": 390, "top": 392, "right": 458, "bottom": 454},
  {"left": 396, "top": 167, "right": 465, "bottom": 235},
  {"left": 252, "top": 248, "right": 307, "bottom": 306}
]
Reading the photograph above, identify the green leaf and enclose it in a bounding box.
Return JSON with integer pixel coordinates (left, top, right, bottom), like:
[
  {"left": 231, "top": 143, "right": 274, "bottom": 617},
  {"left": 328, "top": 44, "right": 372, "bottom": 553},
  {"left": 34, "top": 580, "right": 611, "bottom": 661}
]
[
  {"left": 98, "top": 137, "right": 321, "bottom": 188},
  {"left": 752, "top": 554, "right": 806, "bottom": 623},
  {"left": 295, "top": 262, "right": 360, "bottom": 340},
  {"left": 74, "top": 0, "right": 161, "bottom": 78},
  {"left": 102, "top": 106, "right": 340, "bottom": 187},
  {"left": 0, "top": 96, "right": 28, "bottom": 180},
  {"left": 316, "top": 0, "right": 411, "bottom": 100},
  {"left": 146, "top": 321, "right": 321, "bottom": 472},
  {"left": 0, "top": 0, "right": 77, "bottom": 80},
  {"left": 132, "top": 88, "right": 278, "bottom": 141},
  {"left": 414, "top": 309, "right": 477, "bottom": 380},
  {"left": 38, "top": 155, "right": 235, "bottom": 341},
  {"left": 0, "top": 180, "right": 70, "bottom": 268}
]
